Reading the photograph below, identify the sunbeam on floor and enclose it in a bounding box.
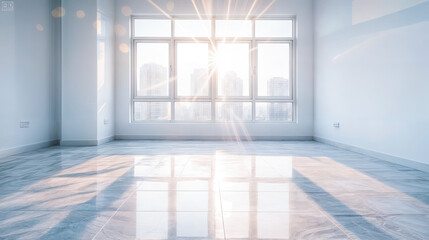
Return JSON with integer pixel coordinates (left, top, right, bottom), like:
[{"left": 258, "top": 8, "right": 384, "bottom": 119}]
[{"left": 1, "top": 141, "right": 429, "bottom": 239}]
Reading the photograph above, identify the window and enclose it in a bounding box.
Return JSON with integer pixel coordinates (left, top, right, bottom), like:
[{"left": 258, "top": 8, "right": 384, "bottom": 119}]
[
  {"left": 175, "top": 20, "right": 211, "bottom": 37},
  {"left": 176, "top": 43, "right": 210, "bottom": 97},
  {"left": 136, "top": 43, "right": 169, "bottom": 97},
  {"left": 215, "top": 20, "right": 252, "bottom": 38},
  {"left": 132, "top": 18, "right": 295, "bottom": 122},
  {"left": 217, "top": 43, "right": 250, "bottom": 97}
]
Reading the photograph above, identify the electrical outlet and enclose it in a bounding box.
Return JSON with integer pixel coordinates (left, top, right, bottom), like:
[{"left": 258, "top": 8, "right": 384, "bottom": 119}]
[
  {"left": 1, "top": 1, "right": 14, "bottom": 12},
  {"left": 20, "top": 121, "right": 30, "bottom": 128},
  {"left": 333, "top": 122, "right": 340, "bottom": 128}
]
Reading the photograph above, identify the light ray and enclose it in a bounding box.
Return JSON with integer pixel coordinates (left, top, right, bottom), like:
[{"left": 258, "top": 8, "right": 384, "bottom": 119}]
[
  {"left": 256, "top": 0, "right": 276, "bottom": 19},
  {"left": 236, "top": 119, "right": 252, "bottom": 141},
  {"left": 190, "top": 66, "right": 215, "bottom": 101},
  {"left": 245, "top": 0, "right": 259, "bottom": 20},
  {"left": 229, "top": 108, "right": 252, "bottom": 142},
  {"left": 191, "top": 0, "right": 203, "bottom": 20},
  {"left": 201, "top": 0, "right": 213, "bottom": 18},
  {"left": 189, "top": 0, "right": 215, "bottom": 47},
  {"left": 147, "top": 0, "right": 172, "bottom": 19},
  {"left": 218, "top": 105, "right": 253, "bottom": 144},
  {"left": 142, "top": 79, "right": 173, "bottom": 93},
  {"left": 226, "top": 0, "right": 232, "bottom": 20},
  {"left": 230, "top": 0, "right": 259, "bottom": 43},
  {"left": 228, "top": 120, "right": 241, "bottom": 142}
]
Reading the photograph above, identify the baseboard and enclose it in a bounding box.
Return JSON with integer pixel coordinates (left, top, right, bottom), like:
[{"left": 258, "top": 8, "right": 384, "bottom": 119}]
[
  {"left": 97, "top": 136, "right": 115, "bottom": 145},
  {"left": 115, "top": 135, "right": 313, "bottom": 141},
  {"left": 314, "top": 136, "right": 429, "bottom": 173},
  {"left": 60, "top": 140, "right": 98, "bottom": 146},
  {"left": 0, "top": 139, "right": 59, "bottom": 159},
  {"left": 60, "top": 136, "right": 114, "bottom": 146}
]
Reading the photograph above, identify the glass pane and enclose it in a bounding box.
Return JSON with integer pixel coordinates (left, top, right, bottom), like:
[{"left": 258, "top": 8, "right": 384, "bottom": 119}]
[
  {"left": 217, "top": 43, "right": 250, "bottom": 96},
  {"left": 175, "top": 102, "right": 211, "bottom": 121},
  {"left": 216, "top": 20, "right": 252, "bottom": 37},
  {"left": 255, "top": 20, "right": 293, "bottom": 38},
  {"left": 136, "top": 43, "right": 169, "bottom": 96},
  {"left": 216, "top": 102, "right": 252, "bottom": 121},
  {"left": 177, "top": 43, "right": 209, "bottom": 97},
  {"left": 135, "top": 102, "right": 171, "bottom": 121},
  {"left": 257, "top": 43, "right": 290, "bottom": 97},
  {"left": 255, "top": 102, "right": 292, "bottom": 121},
  {"left": 134, "top": 19, "right": 171, "bottom": 37},
  {"left": 175, "top": 20, "right": 211, "bottom": 37}
]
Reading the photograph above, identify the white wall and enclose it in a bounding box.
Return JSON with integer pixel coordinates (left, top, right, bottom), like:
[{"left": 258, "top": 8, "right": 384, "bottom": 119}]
[
  {"left": 0, "top": 0, "right": 60, "bottom": 156},
  {"left": 97, "top": 0, "right": 115, "bottom": 142},
  {"left": 114, "top": 0, "right": 314, "bottom": 139},
  {"left": 61, "top": 0, "right": 115, "bottom": 145},
  {"left": 314, "top": 0, "right": 429, "bottom": 165},
  {"left": 61, "top": 0, "right": 98, "bottom": 143}
]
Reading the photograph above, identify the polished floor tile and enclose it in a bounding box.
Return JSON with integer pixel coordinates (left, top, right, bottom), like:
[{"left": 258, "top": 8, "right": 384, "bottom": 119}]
[
  {"left": 0, "top": 210, "right": 114, "bottom": 240},
  {"left": 95, "top": 211, "right": 224, "bottom": 240},
  {"left": 222, "top": 212, "right": 348, "bottom": 239},
  {"left": 1, "top": 140, "right": 429, "bottom": 239},
  {"left": 335, "top": 215, "right": 429, "bottom": 240}
]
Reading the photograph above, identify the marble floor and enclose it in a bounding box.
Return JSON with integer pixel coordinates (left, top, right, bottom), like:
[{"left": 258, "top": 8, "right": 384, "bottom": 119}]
[{"left": 1, "top": 141, "right": 429, "bottom": 240}]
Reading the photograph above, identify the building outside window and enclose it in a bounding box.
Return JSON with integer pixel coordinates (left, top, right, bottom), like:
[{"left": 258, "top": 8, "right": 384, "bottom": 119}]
[{"left": 132, "top": 17, "right": 295, "bottom": 122}]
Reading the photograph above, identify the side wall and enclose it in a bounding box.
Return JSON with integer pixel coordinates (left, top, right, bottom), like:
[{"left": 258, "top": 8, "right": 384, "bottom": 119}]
[
  {"left": 97, "top": 0, "right": 116, "bottom": 143},
  {"left": 114, "top": 0, "right": 314, "bottom": 139},
  {"left": 0, "top": 0, "right": 61, "bottom": 157},
  {"left": 61, "top": 0, "right": 116, "bottom": 145},
  {"left": 313, "top": 0, "right": 429, "bottom": 166},
  {"left": 61, "top": 0, "right": 98, "bottom": 144}
]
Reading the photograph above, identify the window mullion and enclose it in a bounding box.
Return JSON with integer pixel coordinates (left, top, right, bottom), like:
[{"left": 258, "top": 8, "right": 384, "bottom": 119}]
[
  {"left": 252, "top": 18, "right": 256, "bottom": 122},
  {"left": 132, "top": 39, "right": 137, "bottom": 122},
  {"left": 171, "top": 19, "right": 175, "bottom": 121},
  {"left": 211, "top": 18, "right": 216, "bottom": 122}
]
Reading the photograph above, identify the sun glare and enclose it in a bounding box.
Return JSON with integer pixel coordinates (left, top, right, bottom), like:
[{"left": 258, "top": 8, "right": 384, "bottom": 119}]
[{"left": 132, "top": 0, "right": 293, "bottom": 124}]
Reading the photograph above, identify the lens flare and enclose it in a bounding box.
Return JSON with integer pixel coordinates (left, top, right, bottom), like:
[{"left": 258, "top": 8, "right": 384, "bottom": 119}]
[
  {"left": 166, "top": 1, "right": 175, "bottom": 11},
  {"left": 115, "top": 24, "right": 126, "bottom": 36},
  {"left": 36, "top": 24, "right": 44, "bottom": 31},
  {"left": 76, "top": 10, "right": 85, "bottom": 19},
  {"left": 51, "top": 7, "right": 65, "bottom": 18},
  {"left": 120, "top": 43, "right": 129, "bottom": 53},
  {"left": 121, "top": 6, "right": 132, "bottom": 16}
]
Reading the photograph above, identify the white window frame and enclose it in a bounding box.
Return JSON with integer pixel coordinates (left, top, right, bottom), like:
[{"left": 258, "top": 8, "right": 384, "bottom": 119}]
[{"left": 131, "top": 16, "right": 296, "bottom": 123}]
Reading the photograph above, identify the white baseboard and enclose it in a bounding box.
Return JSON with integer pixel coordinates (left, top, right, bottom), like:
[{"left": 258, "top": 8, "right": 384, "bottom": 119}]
[
  {"left": 314, "top": 136, "right": 429, "bottom": 173},
  {"left": 60, "top": 140, "right": 98, "bottom": 146},
  {"left": 115, "top": 135, "right": 313, "bottom": 141},
  {"left": 60, "top": 136, "right": 114, "bottom": 146},
  {"left": 97, "top": 136, "right": 115, "bottom": 145},
  {"left": 0, "top": 140, "right": 59, "bottom": 159}
]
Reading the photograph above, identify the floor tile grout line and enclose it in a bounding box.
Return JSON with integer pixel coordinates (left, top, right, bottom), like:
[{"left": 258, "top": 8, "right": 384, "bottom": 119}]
[
  {"left": 217, "top": 180, "right": 227, "bottom": 240},
  {"left": 91, "top": 182, "right": 141, "bottom": 240}
]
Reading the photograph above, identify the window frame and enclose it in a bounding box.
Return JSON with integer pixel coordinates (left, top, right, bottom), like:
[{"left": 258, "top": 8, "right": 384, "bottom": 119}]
[{"left": 131, "top": 16, "right": 296, "bottom": 123}]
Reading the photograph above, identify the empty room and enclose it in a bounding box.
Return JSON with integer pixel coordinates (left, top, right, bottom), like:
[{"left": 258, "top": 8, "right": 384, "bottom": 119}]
[{"left": 0, "top": 0, "right": 428, "bottom": 239}]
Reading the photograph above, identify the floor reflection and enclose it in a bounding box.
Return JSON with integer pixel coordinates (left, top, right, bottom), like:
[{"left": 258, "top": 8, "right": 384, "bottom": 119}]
[
  {"left": 119, "top": 154, "right": 304, "bottom": 239},
  {"left": 1, "top": 141, "right": 429, "bottom": 239}
]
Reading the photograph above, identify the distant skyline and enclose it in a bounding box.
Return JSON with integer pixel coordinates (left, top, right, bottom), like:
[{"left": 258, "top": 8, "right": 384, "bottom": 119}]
[
  {"left": 138, "top": 63, "right": 168, "bottom": 96},
  {"left": 136, "top": 61, "right": 290, "bottom": 120}
]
